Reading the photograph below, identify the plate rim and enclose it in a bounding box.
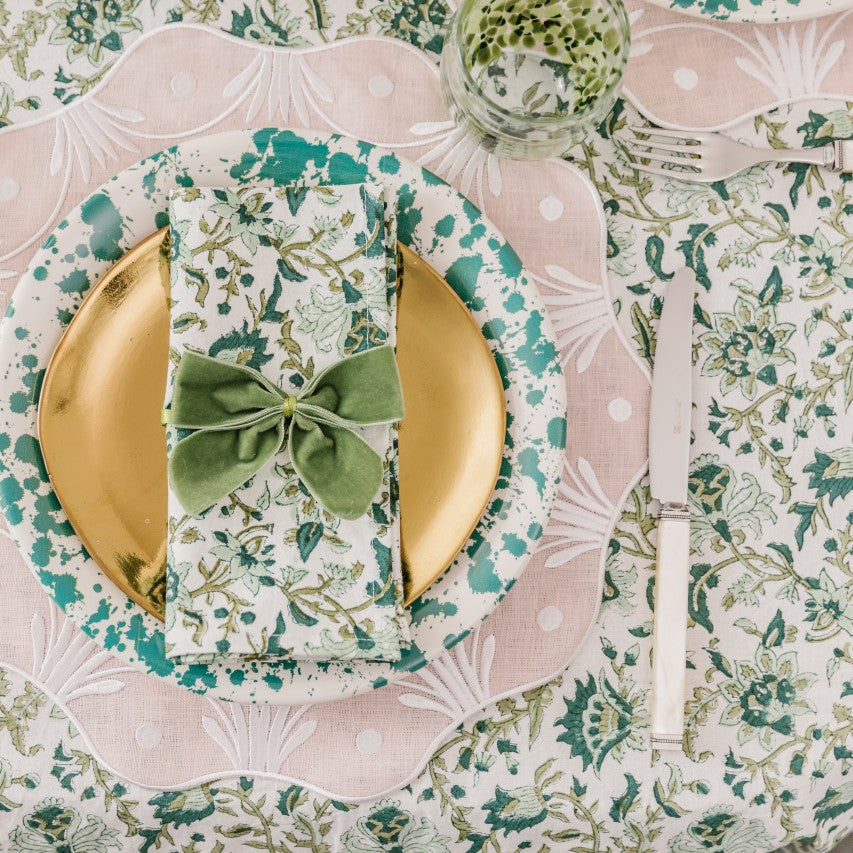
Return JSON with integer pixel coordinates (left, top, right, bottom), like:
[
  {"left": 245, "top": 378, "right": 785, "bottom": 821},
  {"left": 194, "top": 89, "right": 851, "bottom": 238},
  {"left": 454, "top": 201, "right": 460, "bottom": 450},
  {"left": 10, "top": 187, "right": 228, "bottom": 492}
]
[{"left": 648, "top": 0, "right": 853, "bottom": 23}]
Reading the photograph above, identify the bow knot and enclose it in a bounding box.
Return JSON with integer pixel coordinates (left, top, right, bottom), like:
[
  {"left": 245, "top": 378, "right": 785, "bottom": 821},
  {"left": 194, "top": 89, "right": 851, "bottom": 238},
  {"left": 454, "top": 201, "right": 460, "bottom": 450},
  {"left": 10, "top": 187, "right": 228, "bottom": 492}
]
[
  {"left": 282, "top": 396, "right": 297, "bottom": 418},
  {"left": 167, "top": 346, "right": 404, "bottom": 520}
]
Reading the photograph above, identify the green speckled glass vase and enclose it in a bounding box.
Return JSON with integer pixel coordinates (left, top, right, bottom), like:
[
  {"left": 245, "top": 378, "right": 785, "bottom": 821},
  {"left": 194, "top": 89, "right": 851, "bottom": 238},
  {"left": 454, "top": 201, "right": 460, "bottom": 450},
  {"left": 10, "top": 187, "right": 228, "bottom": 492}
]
[{"left": 440, "top": 0, "right": 630, "bottom": 159}]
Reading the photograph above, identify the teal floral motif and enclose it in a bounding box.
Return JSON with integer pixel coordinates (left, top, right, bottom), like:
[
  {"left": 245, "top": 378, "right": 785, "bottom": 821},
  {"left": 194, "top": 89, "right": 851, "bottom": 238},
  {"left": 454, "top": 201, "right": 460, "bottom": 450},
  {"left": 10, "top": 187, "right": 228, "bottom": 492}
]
[
  {"left": 9, "top": 797, "right": 121, "bottom": 853},
  {"left": 688, "top": 454, "right": 776, "bottom": 550},
  {"left": 164, "top": 560, "right": 192, "bottom": 632},
  {"left": 668, "top": 806, "right": 774, "bottom": 853},
  {"left": 208, "top": 188, "right": 275, "bottom": 255},
  {"left": 482, "top": 785, "right": 549, "bottom": 835},
  {"left": 341, "top": 799, "right": 450, "bottom": 852},
  {"left": 149, "top": 785, "right": 217, "bottom": 827},
  {"left": 207, "top": 326, "right": 274, "bottom": 370},
  {"left": 269, "top": 465, "right": 352, "bottom": 553},
  {"left": 306, "top": 617, "right": 404, "bottom": 659},
  {"left": 209, "top": 531, "right": 276, "bottom": 596},
  {"left": 659, "top": 166, "right": 771, "bottom": 215},
  {"left": 719, "top": 647, "right": 817, "bottom": 749},
  {"left": 601, "top": 540, "right": 637, "bottom": 616},
  {"left": 169, "top": 216, "right": 195, "bottom": 273},
  {"left": 295, "top": 267, "right": 389, "bottom": 355},
  {"left": 347, "top": 0, "right": 447, "bottom": 54},
  {"left": 556, "top": 670, "right": 649, "bottom": 773},
  {"left": 47, "top": 0, "right": 142, "bottom": 65},
  {"left": 698, "top": 293, "right": 796, "bottom": 399},
  {"left": 798, "top": 228, "right": 853, "bottom": 297},
  {"left": 814, "top": 781, "right": 853, "bottom": 827},
  {"left": 799, "top": 109, "right": 853, "bottom": 146},
  {"left": 804, "top": 570, "right": 853, "bottom": 639},
  {"left": 226, "top": 0, "right": 311, "bottom": 47},
  {"left": 804, "top": 448, "right": 853, "bottom": 506}
]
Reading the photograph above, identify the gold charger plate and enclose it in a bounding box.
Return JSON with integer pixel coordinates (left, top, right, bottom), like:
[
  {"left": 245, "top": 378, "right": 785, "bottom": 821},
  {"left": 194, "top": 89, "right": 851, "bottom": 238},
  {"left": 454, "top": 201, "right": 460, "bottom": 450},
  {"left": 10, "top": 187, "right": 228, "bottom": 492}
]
[{"left": 37, "top": 230, "right": 505, "bottom": 619}]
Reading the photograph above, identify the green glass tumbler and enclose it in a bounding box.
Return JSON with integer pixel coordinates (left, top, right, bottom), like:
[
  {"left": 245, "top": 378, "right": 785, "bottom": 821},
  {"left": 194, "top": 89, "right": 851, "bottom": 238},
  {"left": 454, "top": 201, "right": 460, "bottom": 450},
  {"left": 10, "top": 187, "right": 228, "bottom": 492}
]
[{"left": 440, "top": 0, "right": 630, "bottom": 159}]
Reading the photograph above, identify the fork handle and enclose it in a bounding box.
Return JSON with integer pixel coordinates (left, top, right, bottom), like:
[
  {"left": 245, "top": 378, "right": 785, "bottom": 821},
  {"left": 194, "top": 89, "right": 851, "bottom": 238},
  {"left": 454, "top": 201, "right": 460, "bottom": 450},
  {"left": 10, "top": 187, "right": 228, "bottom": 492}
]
[{"left": 749, "top": 144, "right": 838, "bottom": 171}]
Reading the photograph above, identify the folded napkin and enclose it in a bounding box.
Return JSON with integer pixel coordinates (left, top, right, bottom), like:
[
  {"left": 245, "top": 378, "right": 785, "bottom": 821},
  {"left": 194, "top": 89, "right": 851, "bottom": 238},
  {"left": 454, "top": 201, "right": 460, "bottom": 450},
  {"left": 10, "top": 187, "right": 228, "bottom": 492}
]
[{"left": 164, "top": 182, "right": 410, "bottom": 664}]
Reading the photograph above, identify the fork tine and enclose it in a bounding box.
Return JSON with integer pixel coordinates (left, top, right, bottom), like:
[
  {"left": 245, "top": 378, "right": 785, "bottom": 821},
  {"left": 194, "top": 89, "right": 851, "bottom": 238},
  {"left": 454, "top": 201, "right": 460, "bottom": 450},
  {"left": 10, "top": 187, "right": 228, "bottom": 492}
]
[
  {"left": 629, "top": 150, "right": 701, "bottom": 168},
  {"left": 628, "top": 125, "right": 699, "bottom": 142},
  {"left": 625, "top": 139, "right": 698, "bottom": 156}
]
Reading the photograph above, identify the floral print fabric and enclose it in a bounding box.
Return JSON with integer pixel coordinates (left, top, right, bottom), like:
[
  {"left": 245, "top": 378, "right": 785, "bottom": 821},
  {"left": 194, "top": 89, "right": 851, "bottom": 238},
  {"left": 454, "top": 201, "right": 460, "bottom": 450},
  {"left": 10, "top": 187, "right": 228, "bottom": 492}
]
[
  {"left": 0, "top": 656, "right": 848, "bottom": 851},
  {"left": 143, "top": 98, "right": 848, "bottom": 850},
  {"left": 165, "top": 182, "right": 410, "bottom": 662},
  {"left": 0, "top": 4, "right": 851, "bottom": 847}
]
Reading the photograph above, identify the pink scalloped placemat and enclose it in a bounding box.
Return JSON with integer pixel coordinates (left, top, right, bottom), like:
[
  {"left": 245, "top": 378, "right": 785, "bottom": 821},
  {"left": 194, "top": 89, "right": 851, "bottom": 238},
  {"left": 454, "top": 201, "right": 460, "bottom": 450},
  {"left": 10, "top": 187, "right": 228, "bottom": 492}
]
[{"left": 0, "top": 1, "right": 851, "bottom": 800}]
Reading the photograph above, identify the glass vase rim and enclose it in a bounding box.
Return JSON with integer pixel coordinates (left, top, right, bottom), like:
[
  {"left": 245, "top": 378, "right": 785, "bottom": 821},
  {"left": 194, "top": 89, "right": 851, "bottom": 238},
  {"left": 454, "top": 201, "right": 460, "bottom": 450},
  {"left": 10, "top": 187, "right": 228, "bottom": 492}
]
[{"left": 448, "top": 0, "right": 631, "bottom": 128}]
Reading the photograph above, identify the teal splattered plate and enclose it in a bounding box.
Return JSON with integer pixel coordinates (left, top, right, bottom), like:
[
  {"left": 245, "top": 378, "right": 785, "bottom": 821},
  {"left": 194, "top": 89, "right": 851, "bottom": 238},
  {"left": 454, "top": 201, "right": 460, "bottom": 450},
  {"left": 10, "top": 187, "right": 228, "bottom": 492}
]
[
  {"left": 648, "top": 0, "right": 852, "bottom": 23},
  {"left": 0, "top": 129, "right": 566, "bottom": 703}
]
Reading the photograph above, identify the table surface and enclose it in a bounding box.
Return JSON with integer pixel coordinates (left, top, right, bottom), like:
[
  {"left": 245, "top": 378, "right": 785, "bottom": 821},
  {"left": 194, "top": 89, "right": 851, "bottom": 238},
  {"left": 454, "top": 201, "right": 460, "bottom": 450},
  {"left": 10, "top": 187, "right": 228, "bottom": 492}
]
[{"left": 0, "top": 1, "right": 851, "bottom": 851}]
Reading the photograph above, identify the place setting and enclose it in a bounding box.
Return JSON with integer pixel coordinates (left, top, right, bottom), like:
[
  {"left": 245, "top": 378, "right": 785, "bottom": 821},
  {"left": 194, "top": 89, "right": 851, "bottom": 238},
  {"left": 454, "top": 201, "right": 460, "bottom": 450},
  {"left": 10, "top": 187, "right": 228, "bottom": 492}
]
[
  {"left": 0, "top": 0, "right": 851, "bottom": 848},
  {"left": 17, "top": 125, "right": 568, "bottom": 703}
]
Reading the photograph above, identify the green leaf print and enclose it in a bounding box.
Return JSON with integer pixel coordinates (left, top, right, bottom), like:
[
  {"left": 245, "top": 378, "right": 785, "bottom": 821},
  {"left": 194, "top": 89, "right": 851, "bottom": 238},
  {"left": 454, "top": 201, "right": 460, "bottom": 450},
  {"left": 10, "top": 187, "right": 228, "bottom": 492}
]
[
  {"left": 296, "top": 521, "right": 324, "bottom": 561},
  {"left": 289, "top": 600, "right": 319, "bottom": 627},
  {"left": 804, "top": 448, "right": 853, "bottom": 506},
  {"left": 645, "top": 234, "right": 674, "bottom": 281}
]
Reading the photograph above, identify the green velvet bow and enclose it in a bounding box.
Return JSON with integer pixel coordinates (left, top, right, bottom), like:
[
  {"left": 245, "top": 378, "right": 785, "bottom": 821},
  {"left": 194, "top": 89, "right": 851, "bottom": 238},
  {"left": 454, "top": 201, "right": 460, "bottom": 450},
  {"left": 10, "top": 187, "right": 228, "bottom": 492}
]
[{"left": 167, "top": 346, "right": 404, "bottom": 520}]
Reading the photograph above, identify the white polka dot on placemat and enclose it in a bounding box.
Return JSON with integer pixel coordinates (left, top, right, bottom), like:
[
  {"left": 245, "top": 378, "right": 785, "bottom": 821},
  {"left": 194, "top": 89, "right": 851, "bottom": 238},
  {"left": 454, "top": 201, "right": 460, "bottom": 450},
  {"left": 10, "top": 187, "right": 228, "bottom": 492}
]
[
  {"left": 135, "top": 723, "right": 162, "bottom": 750},
  {"left": 170, "top": 72, "right": 197, "bottom": 98},
  {"left": 368, "top": 75, "right": 394, "bottom": 98},
  {"left": 0, "top": 177, "right": 20, "bottom": 202},
  {"left": 356, "top": 728, "right": 383, "bottom": 754},
  {"left": 537, "top": 605, "right": 563, "bottom": 632},
  {"left": 673, "top": 67, "right": 698, "bottom": 91},
  {"left": 607, "top": 397, "right": 632, "bottom": 423},
  {"left": 538, "top": 195, "right": 564, "bottom": 221}
]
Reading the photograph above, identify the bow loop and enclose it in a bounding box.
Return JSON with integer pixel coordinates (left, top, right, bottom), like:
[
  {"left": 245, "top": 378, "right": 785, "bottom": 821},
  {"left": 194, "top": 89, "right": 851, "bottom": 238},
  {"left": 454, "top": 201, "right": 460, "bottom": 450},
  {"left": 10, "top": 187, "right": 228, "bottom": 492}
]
[
  {"left": 300, "top": 346, "right": 405, "bottom": 425},
  {"left": 167, "top": 347, "right": 404, "bottom": 520}
]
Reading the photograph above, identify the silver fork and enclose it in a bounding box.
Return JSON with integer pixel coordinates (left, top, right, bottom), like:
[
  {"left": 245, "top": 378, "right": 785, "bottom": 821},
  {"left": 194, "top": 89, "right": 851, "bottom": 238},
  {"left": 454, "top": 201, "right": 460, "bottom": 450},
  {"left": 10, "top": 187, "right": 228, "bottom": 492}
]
[{"left": 623, "top": 125, "right": 851, "bottom": 183}]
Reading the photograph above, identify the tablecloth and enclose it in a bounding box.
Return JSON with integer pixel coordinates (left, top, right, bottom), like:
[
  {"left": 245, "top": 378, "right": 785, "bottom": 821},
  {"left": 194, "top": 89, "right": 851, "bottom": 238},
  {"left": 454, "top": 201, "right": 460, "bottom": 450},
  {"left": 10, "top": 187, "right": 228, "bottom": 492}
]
[{"left": 0, "top": 1, "right": 851, "bottom": 850}]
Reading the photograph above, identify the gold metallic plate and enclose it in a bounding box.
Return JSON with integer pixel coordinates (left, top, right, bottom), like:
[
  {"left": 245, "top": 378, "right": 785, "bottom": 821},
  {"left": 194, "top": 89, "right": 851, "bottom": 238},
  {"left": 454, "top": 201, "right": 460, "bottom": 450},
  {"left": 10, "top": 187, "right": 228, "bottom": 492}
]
[{"left": 38, "top": 232, "right": 505, "bottom": 619}]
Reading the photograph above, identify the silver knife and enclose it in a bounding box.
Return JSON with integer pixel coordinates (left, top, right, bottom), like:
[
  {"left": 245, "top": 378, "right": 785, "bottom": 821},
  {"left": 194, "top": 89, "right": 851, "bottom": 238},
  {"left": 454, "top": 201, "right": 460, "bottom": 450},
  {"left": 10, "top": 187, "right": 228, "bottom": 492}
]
[{"left": 649, "top": 268, "right": 696, "bottom": 752}]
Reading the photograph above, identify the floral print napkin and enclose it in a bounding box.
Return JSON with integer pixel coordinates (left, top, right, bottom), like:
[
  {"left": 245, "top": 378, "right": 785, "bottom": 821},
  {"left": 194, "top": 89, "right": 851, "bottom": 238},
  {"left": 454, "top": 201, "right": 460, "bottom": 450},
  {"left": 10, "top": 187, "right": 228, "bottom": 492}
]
[{"left": 164, "top": 182, "right": 410, "bottom": 663}]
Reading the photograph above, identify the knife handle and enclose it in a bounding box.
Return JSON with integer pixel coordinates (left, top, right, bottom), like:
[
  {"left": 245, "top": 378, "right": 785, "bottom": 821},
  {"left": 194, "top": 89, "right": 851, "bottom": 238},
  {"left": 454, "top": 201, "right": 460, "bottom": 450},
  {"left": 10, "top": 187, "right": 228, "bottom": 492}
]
[{"left": 651, "top": 505, "right": 690, "bottom": 751}]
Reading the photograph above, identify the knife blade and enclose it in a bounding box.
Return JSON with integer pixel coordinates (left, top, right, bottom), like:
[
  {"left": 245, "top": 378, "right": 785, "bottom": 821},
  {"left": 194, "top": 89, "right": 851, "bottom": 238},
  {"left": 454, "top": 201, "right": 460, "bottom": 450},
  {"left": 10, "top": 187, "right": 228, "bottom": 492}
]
[
  {"left": 649, "top": 268, "right": 695, "bottom": 506},
  {"left": 648, "top": 269, "right": 696, "bottom": 752}
]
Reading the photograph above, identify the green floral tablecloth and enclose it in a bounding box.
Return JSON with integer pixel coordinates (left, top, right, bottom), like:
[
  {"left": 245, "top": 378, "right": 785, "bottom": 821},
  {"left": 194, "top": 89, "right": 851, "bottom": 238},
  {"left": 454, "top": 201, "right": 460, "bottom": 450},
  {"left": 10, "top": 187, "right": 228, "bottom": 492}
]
[{"left": 0, "top": 2, "right": 851, "bottom": 851}]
